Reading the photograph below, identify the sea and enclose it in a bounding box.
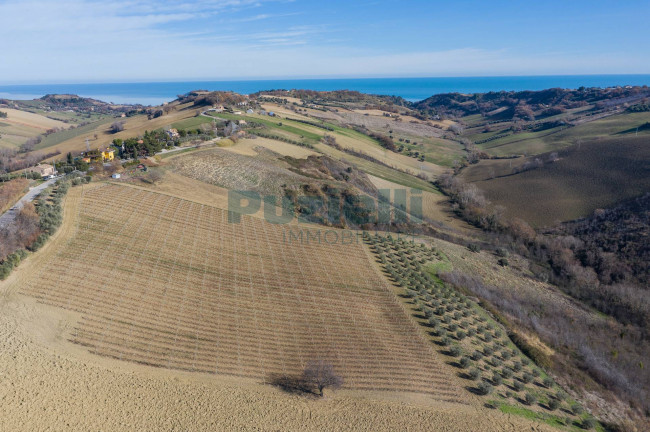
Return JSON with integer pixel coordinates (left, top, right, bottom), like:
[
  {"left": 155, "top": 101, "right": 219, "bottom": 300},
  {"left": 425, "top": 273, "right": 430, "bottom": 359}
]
[{"left": 0, "top": 75, "right": 649, "bottom": 106}]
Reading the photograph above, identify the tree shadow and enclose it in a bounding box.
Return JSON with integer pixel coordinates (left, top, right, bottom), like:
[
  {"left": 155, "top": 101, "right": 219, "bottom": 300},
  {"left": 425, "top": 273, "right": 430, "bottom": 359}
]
[
  {"left": 465, "top": 385, "right": 484, "bottom": 396},
  {"left": 267, "top": 373, "right": 317, "bottom": 397}
]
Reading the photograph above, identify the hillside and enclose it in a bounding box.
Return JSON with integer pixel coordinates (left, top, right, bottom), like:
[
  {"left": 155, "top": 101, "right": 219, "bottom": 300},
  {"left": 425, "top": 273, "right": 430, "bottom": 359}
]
[
  {"left": 2, "top": 86, "right": 649, "bottom": 430},
  {"left": 460, "top": 135, "right": 650, "bottom": 226}
]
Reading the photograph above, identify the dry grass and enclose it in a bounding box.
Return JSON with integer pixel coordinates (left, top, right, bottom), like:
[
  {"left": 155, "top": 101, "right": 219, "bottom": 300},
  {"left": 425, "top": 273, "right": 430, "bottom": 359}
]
[
  {"left": 0, "top": 108, "right": 68, "bottom": 148},
  {"left": 367, "top": 175, "right": 476, "bottom": 234},
  {"left": 0, "top": 184, "right": 560, "bottom": 431},
  {"left": 169, "top": 147, "right": 305, "bottom": 197},
  {"left": 18, "top": 184, "right": 465, "bottom": 399},
  {"left": 225, "top": 137, "right": 319, "bottom": 158}
]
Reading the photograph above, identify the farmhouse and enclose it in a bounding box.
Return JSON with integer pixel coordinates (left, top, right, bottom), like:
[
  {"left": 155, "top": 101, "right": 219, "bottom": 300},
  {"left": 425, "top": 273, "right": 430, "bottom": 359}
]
[
  {"left": 246, "top": 108, "right": 254, "bottom": 114},
  {"left": 111, "top": 173, "right": 121, "bottom": 179},
  {"left": 82, "top": 148, "right": 115, "bottom": 164},
  {"left": 166, "top": 128, "right": 180, "bottom": 139},
  {"left": 28, "top": 163, "right": 56, "bottom": 178}
]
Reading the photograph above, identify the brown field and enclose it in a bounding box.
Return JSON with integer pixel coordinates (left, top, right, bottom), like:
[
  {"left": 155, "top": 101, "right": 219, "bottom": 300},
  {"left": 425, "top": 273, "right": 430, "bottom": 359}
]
[
  {"left": 17, "top": 183, "right": 463, "bottom": 398},
  {"left": 0, "top": 183, "right": 561, "bottom": 431},
  {"left": 460, "top": 135, "right": 650, "bottom": 226}
]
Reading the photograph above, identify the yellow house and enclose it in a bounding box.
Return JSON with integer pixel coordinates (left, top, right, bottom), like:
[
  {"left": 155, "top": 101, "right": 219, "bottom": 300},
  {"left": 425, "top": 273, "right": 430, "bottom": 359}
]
[
  {"left": 83, "top": 148, "right": 115, "bottom": 163},
  {"left": 102, "top": 148, "right": 115, "bottom": 162}
]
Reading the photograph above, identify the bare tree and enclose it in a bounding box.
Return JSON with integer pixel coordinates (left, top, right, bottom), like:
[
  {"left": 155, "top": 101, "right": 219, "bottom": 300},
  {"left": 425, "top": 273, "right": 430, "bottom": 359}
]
[
  {"left": 302, "top": 359, "right": 343, "bottom": 396},
  {"left": 110, "top": 121, "right": 125, "bottom": 133}
]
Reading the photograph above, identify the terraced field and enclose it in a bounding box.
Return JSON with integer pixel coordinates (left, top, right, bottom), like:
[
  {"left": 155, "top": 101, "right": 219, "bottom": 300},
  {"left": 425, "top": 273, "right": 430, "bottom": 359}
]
[{"left": 19, "top": 184, "right": 462, "bottom": 400}]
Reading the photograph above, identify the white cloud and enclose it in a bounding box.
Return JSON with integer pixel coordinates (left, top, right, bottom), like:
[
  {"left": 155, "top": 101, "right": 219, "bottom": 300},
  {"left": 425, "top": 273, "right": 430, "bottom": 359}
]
[{"left": 0, "top": 0, "right": 647, "bottom": 83}]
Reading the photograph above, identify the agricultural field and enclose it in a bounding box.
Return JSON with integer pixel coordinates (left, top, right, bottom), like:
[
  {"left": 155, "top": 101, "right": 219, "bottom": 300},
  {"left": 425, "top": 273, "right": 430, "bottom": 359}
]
[
  {"left": 365, "top": 234, "right": 599, "bottom": 430},
  {"left": 168, "top": 147, "right": 307, "bottom": 197},
  {"left": 223, "top": 137, "right": 319, "bottom": 159},
  {"left": 466, "top": 110, "right": 650, "bottom": 157},
  {"left": 0, "top": 108, "right": 69, "bottom": 149},
  {"left": 460, "top": 135, "right": 650, "bottom": 226},
  {"left": 18, "top": 184, "right": 464, "bottom": 399},
  {"left": 209, "top": 110, "right": 446, "bottom": 177}
]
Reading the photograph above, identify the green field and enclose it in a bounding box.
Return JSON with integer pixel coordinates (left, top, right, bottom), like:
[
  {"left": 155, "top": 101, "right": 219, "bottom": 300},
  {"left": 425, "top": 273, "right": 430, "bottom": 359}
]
[
  {"left": 36, "top": 117, "right": 115, "bottom": 150},
  {"left": 467, "top": 110, "right": 650, "bottom": 156},
  {"left": 171, "top": 115, "right": 222, "bottom": 130}
]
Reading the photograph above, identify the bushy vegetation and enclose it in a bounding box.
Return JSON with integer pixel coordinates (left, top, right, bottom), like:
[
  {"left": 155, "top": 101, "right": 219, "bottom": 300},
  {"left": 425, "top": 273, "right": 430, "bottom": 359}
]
[
  {"left": 414, "top": 86, "right": 649, "bottom": 118},
  {"left": 0, "top": 180, "right": 73, "bottom": 280},
  {"left": 363, "top": 233, "right": 586, "bottom": 421}
]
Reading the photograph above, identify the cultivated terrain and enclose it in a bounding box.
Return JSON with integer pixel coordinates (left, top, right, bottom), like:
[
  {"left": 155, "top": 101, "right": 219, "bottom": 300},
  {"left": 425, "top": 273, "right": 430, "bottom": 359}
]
[{"left": 1, "top": 86, "right": 648, "bottom": 431}]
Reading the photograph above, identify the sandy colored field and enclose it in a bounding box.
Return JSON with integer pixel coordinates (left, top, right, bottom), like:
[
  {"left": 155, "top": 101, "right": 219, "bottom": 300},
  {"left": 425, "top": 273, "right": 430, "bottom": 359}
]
[
  {"left": 110, "top": 171, "right": 272, "bottom": 222},
  {"left": 0, "top": 184, "right": 559, "bottom": 431},
  {"left": 0, "top": 108, "right": 69, "bottom": 148},
  {"left": 0, "top": 107, "right": 67, "bottom": 130},
  {"left": 224, "top": 137, "right": 319, "bottom": 158},
  {"left": 16, "top": 184, "right": 465, "bottom": 398}
]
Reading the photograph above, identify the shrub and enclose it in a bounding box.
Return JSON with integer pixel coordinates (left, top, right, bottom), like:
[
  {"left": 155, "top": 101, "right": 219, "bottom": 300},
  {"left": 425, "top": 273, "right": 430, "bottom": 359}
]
[
  {"left": 512, "top": 361, "right": 522, "bottom": 372},
  {"left": 467, "top": 328, "right": 476, "bottom": 337},
  {"left": 524, "top": 392, "right": 537, "bottom": 405},
  {"left": 456, "top": 330, "right": 467, "bottom": 340},
  {"left": 522, "top": 372, "right": 533, "bottom": 383},
  {"left": 581, "top": 418, "right": 596, "bottom": 430},
  {"left": 471, "top": 351, "right": 483, "bottom": 361},
  {"left": 440, "top": 336, "right": 451, "bottom": 346},
  {"left": 497, "top": 258, "right": 509, "bottom": 267},
  {"left": 468, "top": 244, "right": 481, "bottom": 253},
  {"left": 468, "top": 368, "right": 481, "bottom": 380},
  {"left": 513, "top": 381, "right": 524, "bottom": 392},
  {"left": 483, "top": 346, "right": 494, "bottom": 356},
  {"left": 501, "top": 367, "right": 513, "bottom": 379},
  {"left": 449, "top": 345, "right": 462, "bottom": 357},
  {"left": 543, "top": 377, "right": 553, "bottom": 388},
  {"left": 477, "top": 381, "right": 493, "bottom": 395},
  {"left": 532, "top": 368, "right": 541, "bottom": 377},
  {"left": 459, "top": 357, "right": 471, "bottom": 368},
  {"left": 572, "top": 404, "right": 584, "bottom": 415},
  {"left": 501, "top": 350, "right": 512, "bottom": 360},
  {"left": 547, "top": 398, "right": 560, "bottom": 411},
  {"left": 555, "top": 390, "right": 566, "bottom": 401},
  {"left": 492, "top": 373, "right": 503, "bottom": 386}
]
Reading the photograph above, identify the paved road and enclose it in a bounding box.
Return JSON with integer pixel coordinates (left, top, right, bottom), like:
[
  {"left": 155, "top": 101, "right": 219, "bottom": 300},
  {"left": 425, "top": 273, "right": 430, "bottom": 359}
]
[{"left": 0, "top": 178, "right": 57, "bottom": 230}]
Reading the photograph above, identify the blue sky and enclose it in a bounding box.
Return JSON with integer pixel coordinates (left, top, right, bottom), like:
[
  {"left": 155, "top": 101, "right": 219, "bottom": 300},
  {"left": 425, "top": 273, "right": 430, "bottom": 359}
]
[{"left": 1, "top": 0, "right": 648, "bottom": 83}]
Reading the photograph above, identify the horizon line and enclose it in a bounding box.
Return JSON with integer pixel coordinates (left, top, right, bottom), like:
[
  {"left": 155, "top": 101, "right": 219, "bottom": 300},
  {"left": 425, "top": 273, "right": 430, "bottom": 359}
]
[{"left": 2, "top": 73, "right": 650, "bottom": 87}]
